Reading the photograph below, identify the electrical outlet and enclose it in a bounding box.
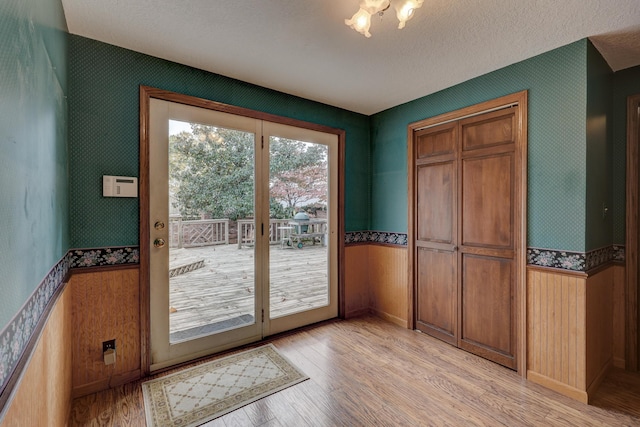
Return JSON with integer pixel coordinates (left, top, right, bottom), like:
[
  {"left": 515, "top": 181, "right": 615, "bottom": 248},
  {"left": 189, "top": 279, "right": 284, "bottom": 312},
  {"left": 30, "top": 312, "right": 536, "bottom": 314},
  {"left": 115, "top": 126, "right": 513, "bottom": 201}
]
[{"left": 102, "top": 339, "right": 116, "bottom": 353}]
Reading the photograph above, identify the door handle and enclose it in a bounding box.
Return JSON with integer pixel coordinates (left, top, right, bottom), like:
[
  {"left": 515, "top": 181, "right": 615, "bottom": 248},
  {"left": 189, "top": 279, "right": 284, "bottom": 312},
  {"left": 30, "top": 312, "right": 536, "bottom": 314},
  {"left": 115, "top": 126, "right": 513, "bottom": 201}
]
[
  {"left": 154, "top": 221, "right": 165, "bottom": 230},
  {"left": 154, "top": 238, "right": 166, "bottom": 248}
]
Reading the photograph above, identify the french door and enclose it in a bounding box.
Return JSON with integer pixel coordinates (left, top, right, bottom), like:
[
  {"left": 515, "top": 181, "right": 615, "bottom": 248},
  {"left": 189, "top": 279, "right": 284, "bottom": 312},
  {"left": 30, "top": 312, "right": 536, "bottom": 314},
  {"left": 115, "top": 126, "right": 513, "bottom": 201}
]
[{"left": 145, "top": 92, "right": 338, "bottom": 371}]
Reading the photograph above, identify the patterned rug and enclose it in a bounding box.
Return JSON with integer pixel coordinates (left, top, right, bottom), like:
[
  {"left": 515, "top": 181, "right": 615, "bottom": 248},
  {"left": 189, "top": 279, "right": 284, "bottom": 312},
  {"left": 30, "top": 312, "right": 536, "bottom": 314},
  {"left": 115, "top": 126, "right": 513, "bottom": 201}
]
[{"left": 142, "top": 344, "right": 308, "bottom": 427}]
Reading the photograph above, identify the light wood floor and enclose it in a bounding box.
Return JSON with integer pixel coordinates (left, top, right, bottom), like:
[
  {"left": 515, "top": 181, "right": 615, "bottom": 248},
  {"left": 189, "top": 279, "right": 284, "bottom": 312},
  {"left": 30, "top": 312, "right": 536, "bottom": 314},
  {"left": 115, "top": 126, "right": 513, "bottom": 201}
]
[
  {"left": 69, "top": 316, "right": 640, "bottom": 426},
  {"left": 169, "top": 244, "right": 328, "bottom": 337}
]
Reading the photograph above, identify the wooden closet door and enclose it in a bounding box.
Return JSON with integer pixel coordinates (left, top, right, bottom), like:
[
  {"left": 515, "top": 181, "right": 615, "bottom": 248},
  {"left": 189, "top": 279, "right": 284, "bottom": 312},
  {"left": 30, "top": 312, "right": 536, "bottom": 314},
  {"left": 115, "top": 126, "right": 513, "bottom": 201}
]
[
  {"left": 458, "top": 108, "right": 518, "bottom": 369},
  {"left": 415, "top": 122, "right": 458, "bottom": 345},
  {"left": 413, "top": 106, "right": 520, "bottom": 370}
]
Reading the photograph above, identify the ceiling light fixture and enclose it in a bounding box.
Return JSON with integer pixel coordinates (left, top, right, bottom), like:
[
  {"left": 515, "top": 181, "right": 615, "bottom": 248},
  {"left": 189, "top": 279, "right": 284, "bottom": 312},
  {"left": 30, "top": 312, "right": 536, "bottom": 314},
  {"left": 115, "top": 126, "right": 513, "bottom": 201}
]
[{"left": 345, "top": 0, "right": 424, "bottom": 37}]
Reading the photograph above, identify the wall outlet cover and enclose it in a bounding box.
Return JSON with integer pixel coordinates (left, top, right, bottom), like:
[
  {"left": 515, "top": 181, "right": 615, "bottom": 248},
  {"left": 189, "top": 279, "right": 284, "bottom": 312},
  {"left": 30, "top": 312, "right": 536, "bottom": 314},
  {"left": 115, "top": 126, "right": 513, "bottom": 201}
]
[{"left": 102, "top": 339, "right": 116, "bottom": 352}]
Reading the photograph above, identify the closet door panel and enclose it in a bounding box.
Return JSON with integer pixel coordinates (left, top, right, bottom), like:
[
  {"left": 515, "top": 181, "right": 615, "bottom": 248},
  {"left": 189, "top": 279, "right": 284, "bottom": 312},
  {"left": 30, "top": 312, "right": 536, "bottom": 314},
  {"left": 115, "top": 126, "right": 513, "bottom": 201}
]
[
  {"left": 416, "top": 122, "right": 456, "bottom": 158},
  {"left": 417, "top": 162, "right": 455, "bottom": 244},
  {"left": 461, "top": 108, "right": 515, "bottom": 151},
  {"left": 415, "top": 123, "right": 458, "bottom": 344},
  {"left": 458, "top": 107, "right": 518, "bottom": 370},
  {"left": 461, "top": 153, "right": 514, "bottom": 249},
  {"left": 416, "top": 248, "right": 457, "bottom": 344},
  {"left": 459, "top": 254, "right": 516, "bottom": 369}
]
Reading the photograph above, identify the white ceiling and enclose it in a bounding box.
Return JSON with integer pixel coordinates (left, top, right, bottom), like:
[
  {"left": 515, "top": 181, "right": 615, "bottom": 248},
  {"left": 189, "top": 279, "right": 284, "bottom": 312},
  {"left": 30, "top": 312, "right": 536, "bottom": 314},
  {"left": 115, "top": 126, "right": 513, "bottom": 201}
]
[{"left": 61, "top": 0, "right": 640, "bottom": 115}]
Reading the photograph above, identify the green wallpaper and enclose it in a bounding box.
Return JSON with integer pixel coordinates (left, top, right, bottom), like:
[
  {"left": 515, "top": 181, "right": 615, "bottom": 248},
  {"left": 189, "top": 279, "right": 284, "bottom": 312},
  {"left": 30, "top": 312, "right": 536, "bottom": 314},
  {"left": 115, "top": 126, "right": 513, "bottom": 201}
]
[
  {"left": 68, "top": 35, "right": 371, "bottom": 248},
  {"left": 585, "top": 41, "right": 613, "bottom": 251},
  {"left": 612, "top": 65, "right": 640, "bottom": 244},
  {"left": 0, "top": 0, "right": 68, "bottom": 329},
  {"left": 370, "top": 40, "right": 589, "bottom": 251},
  {"left": 61, "top": 33, "right": 639, "bottom": 255}
]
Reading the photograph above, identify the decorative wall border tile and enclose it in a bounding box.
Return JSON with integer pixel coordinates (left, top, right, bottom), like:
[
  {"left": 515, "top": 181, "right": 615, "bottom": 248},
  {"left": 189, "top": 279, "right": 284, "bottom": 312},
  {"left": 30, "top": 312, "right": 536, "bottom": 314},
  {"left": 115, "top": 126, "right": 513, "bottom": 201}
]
[
  {"left": 344, "top": 231, "right": 371, "bottom": 245},
  {"left": 69, "top": 246, "right": 140, "bottom": 268},
  {"left": 527, "top": 247, "right": 586, "bottom": 271},
  {"left": 344, "top": 233, "right": 626, "bottom": 271},
  {"left": 613, "top": 245, "right": 625, "bottom": 263},
  {"left": 585, "top": 246, "right": 614, "bottom": 271},
  {"left": 345, "top": 231, "right": 408, "bottom": 247},
  {"left": 0, "top": 252, "right": 71, "bottom": 402},
  {"left": 528, "top": 244, "right": 625, "bottom": 272}
]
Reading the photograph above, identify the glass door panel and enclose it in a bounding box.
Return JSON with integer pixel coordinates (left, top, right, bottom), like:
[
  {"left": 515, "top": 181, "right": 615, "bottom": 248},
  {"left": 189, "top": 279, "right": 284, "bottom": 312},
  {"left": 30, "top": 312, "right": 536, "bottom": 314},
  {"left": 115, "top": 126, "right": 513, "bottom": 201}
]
[
  {"left": 268, "top": 137, "right": 329, "bottom": 318},
  {"left": 149, "top": 99, "right": 262, "bottom": 371},
  {"left": 263, "top": 122, "right": 338, "bottom": 336},
  {"left": 168, "top": 119, "right": 256, "bottom": 342}
]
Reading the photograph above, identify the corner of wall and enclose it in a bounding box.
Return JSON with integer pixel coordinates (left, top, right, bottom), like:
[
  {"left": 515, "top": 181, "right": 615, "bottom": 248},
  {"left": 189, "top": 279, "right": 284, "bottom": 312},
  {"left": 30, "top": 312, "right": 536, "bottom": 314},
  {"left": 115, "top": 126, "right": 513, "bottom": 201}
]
[
  {"left": 585, "top": 39, "right": 614, "bottom": 251},
  {"left": 344, "top": 244, "right": 370, "bottom": 318},
  {"left": 526, "top": 263, "right": 618, "bottom": 404},
  {"left": 585, "top": 266, "right": 614, "bottom": 401}
]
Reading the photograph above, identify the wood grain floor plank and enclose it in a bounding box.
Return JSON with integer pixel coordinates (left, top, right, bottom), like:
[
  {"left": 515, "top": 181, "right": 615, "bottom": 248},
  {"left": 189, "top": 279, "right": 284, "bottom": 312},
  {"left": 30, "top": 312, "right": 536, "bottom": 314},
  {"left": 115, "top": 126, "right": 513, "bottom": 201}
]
[{"left": 70, "top": 316, "right": 640, "bottom": 426}]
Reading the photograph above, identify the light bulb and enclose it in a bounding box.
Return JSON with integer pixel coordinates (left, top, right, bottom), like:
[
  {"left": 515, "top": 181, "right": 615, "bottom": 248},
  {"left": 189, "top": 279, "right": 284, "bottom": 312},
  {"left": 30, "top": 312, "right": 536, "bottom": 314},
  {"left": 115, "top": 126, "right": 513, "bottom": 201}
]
[
  {"left": 395, "top": 0, "right": 424, "bottom": 29},
  {"left": 345, "top": 8, "right": 373, "bottom": 37},
  {"left": 356, "top": 14, "right": 369, "bottom": 30},
  {"left": 399, "top": 6, "right": 414, "bottom": 20}
]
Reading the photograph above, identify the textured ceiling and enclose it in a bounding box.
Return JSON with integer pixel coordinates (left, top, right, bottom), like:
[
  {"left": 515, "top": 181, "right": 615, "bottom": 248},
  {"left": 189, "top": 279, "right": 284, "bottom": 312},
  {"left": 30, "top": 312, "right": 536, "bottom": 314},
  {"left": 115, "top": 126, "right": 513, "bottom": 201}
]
[{"left": 61, "top": 0, "right": 640, "bottom": 115}]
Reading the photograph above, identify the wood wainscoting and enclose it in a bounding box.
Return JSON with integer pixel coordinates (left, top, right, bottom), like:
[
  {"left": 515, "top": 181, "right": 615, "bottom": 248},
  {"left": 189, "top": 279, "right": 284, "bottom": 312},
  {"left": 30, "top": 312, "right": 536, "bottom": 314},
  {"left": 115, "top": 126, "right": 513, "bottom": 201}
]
[
  {"left": 70, "top": 267, "right": 141, "bottom": 398},
  {"left": 1, "top": 286, "right": 73, "bottom": 426},
  {"left": 344, "top": 244, "right": 409, "bottom": 327},
  {"left": 613, "top": 264, "right": 626, "bottom": 368},
  {"left": 527, "top": 265, "right": 615, "bottom": 403},
  {"left": 344, "top": 245, "right": 370, "bottom": 318},
  {"left": 369, "top": 245, "right": 409, "bottom": 327}
]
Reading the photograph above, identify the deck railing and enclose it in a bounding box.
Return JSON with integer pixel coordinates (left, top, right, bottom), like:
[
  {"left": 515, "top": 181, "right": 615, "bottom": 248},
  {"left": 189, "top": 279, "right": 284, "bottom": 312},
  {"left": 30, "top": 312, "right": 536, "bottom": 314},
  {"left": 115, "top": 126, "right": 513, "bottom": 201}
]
[
  {"left": 237, "top": 219, "right": 292, "bottom": 248},
  {"left": 169, "top": 217, "right": 229, "bottom": 248}
]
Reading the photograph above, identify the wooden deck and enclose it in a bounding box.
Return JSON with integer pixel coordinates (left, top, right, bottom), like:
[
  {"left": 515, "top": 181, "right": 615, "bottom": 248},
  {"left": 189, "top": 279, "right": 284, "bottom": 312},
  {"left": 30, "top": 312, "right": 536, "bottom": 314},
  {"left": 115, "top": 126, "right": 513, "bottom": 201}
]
[{"left": 168, "top": 243, "right": 328, "bottom": 340}]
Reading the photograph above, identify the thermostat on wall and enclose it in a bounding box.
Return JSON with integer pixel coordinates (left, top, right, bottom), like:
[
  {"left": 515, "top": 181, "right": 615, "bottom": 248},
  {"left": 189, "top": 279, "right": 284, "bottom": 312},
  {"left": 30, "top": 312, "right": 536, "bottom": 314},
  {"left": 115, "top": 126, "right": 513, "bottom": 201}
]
[{"left": 103, "top": 175, "right": 138, "bottom": 198}]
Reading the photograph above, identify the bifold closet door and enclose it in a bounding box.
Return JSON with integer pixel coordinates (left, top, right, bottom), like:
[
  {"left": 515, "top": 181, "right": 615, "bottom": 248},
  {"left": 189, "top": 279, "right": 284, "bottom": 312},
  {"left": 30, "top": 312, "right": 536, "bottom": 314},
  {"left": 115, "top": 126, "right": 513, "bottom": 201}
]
[
  {"left": 414, "top": 107, "right": 518, "bottom": 370},
  {"left": 458, "top": 108, "right": 518, "bottom": 370},
  {"left": 415, "top": 122, "right": 458, "bottom": 345}
]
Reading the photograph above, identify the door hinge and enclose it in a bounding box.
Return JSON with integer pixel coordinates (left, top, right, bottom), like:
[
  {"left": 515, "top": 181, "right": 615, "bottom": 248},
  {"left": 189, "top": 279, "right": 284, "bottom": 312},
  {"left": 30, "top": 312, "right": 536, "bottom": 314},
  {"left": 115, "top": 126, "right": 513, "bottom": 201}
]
[
  {"left": 261, "top": 309, "right": 264, "bottom": 323},
  {"left": 261, "top": 135, "right": 264, "bottom": 149},
  {"left": 261, "top": 223, "right": 264, "bottom": 236}
]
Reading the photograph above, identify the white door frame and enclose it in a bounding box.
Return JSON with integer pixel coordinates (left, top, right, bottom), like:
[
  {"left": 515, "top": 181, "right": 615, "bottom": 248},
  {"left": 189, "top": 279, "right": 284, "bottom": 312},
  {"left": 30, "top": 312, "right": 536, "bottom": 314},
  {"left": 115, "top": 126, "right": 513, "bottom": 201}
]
[
  {"left": 148, "top": 98, "right": 264, "bottom": 370},
  {"left": 139, "top": 86, "right": 345, "bottom": 374}
]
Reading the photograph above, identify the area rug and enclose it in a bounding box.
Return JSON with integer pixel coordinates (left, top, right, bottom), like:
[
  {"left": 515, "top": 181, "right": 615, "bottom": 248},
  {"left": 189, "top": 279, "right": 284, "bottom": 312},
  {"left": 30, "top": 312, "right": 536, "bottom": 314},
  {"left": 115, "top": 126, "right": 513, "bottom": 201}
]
[{"left": 142, "top": 344, "right": 308, "bottom": 427}]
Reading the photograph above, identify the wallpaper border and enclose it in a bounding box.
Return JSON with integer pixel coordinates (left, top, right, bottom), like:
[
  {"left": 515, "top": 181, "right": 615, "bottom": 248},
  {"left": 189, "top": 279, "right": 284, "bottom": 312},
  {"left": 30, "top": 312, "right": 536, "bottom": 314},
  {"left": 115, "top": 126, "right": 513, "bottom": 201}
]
[
  {"left": 345, "top": 231, "right": 408, "bottom": 246},
  {"left": 527, "top": 244, "right": 625, "bottom": 272},
  {"left": 0, "top": 252, "right": 71, "bottom": 411},
  {"left": 69, "top": 246, "right": 140, "bottom": 269},
  {"left": 343, "top": 232, "right": 625, "bottom": 273}
]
